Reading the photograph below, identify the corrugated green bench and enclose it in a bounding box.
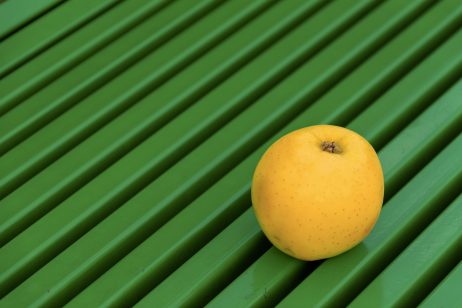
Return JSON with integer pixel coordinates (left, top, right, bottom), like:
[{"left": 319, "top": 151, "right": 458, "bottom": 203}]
[{"left": 1, "top": 0, "right": 461, "bottom": 307}]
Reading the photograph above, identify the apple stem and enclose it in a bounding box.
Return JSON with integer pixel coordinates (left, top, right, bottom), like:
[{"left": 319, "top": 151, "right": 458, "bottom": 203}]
[{"left": 321, "top": 141, "right": 342, "bottom": 154}]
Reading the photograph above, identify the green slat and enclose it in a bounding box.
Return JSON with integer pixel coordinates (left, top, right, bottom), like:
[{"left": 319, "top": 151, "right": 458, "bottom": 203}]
[
  {"left": 0, "top": 0, "right": 223, "bottom": 157},
  {"left": 0, "top": 0, "right": 64, "bottom": 40},
  {"left": 0, "top": 0, "right": 172, "bottom": 117},
  {"left": 350, "top": 194, "right": 462, "bottom": 307},
  {"left": 420, "top": 261, "right": 462, "bottom": 308},
  {"left": 0, "top": 0, "right": 120, "bottom": 79}
]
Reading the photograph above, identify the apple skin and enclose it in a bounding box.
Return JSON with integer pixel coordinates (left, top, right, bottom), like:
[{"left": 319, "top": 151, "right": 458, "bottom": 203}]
[{"left": 251, "top": 125, "right": 384, "bottom": 261}]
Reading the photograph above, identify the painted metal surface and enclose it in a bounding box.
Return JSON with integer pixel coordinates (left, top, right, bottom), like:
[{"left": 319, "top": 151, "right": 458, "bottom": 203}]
[{"left": 1, "top": 0, "right": 461, "bottom": 306}]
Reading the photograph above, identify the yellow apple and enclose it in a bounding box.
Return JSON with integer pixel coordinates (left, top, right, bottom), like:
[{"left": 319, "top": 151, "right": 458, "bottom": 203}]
[{"left": 251, "top": 125, "right": 384, "bottom": 261}]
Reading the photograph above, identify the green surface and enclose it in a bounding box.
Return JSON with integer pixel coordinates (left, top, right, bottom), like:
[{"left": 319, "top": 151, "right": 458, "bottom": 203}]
[
  {"left": 0, "top": 0, "right": 171, "bottom": 117},
  {"left": 0, "top": 0, "right": 220, "bottom": 156},
  {"left": 0, "top": 0, "right": 120, "bottom": 80},
  {"left": 1, "top": 0, "right": 461, "bottom": 307},
  {"left": 0, "top": 0, "right": 64, "bottom": 40},
  {"left": 420, "top": 261, "right": 462, "bottom": 308},
  {"left": 350, "top": 194, "right": 462, "bottom": 307}
]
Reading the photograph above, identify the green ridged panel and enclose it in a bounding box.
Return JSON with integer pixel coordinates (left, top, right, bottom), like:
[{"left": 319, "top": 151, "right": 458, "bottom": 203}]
[
  {"left": 349, "top": 193, "right": 462, "bottom": 307},
  {"left": 0, "top": 0, "right": 64, "bottom": 40},
  {"left": 420, "top": 261, "right": 462, "bottom": 308},
  {"left": 1, "top": 0, "right": 461, "bottom": 307},
  {"left": 0, "top": 0, "right": 121, "bottom": 79}
]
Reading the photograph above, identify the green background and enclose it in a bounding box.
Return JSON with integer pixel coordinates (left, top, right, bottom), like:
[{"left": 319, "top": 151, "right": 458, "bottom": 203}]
[{"left": 0, "top": 0, "right": 461, "bottom": 307}]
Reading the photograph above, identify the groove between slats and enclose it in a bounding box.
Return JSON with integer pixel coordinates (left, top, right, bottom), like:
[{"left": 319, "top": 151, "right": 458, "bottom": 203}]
[
  {"left": 416, "top": 256, "right": 462, "bottom": 307},
  {"left": 382, "top": 106, "right": 462, "bottom": 201},
  {"left": 0, "top": 0, "right": 173, "bottom": 117},
  {"left": 0, "top": 0, "right": 226, "bottom": 156},
  {"left": 0, "top": 0, "right": 122, "bottom": 79},
  {"left": 420, "top": 261, "right": 462, "bottom": 307}
]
